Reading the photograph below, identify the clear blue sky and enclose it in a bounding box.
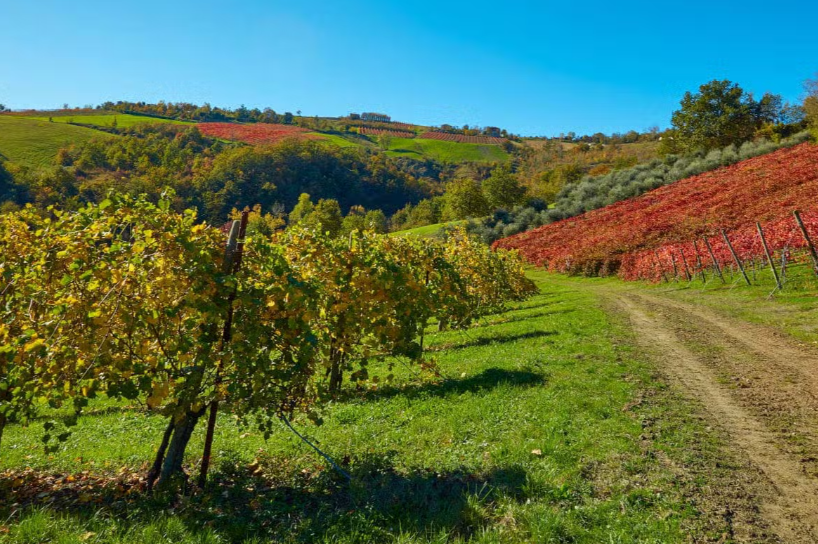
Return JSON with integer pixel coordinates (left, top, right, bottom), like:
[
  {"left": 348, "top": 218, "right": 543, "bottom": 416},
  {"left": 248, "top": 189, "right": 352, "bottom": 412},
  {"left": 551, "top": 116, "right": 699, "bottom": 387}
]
[{"left": 2, "top": 0, "right": 817, "bottom": 136}]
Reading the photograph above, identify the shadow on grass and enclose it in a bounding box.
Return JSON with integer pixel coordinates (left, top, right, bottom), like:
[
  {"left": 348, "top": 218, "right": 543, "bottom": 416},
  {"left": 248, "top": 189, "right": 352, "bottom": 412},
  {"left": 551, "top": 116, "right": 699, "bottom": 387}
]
[
  {"left": 430, "top": 330, "right": 556, "bottom": 353},
  {"left": 472, "top": 307, "right": 577, "bottom": 329},
  {"left": 0, "top": 454, "right": 529, "bottom": 543},
  {"left": 354, "top": 367, "right": 547, "bottom": 402}
]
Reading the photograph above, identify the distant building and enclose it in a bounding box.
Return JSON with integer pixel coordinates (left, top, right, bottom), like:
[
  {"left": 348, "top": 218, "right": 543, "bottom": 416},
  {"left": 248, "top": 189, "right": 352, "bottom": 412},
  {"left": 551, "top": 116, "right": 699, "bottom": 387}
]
[{"left": 361, "top": 112, "right": 391, "bottom": 123}]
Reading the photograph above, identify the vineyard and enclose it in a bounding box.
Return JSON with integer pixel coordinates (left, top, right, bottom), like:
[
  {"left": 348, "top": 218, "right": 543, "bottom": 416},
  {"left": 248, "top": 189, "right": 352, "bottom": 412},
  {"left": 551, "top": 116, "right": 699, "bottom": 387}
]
[
  {"left": 0, "top": 194, "right": 535, "bottom": 490},
  {"left": 197, "top": 122, "right": 316, "bottom": 145},
  {"left": 358, "top": 127, "right": 416, "bottom": 138},
  {"left": 420, "top": 132, "right": 507, "bottom": 145},
  {"left": 495, "top": 142, "right": 818, "bottom": 281}
]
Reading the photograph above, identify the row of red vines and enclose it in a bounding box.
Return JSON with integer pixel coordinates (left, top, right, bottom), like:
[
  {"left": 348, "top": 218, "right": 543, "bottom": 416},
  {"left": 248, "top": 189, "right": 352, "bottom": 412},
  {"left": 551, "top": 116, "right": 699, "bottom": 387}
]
[{"left": 621, "top": 210, "right": 818, "bottom": 282}]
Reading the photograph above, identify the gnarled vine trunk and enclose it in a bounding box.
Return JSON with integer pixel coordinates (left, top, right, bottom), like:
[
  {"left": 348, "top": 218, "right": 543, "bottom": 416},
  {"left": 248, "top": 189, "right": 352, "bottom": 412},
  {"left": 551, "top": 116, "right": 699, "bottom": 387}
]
[{"left": 158, "top": 409, "right": 205, "bottom": 487}]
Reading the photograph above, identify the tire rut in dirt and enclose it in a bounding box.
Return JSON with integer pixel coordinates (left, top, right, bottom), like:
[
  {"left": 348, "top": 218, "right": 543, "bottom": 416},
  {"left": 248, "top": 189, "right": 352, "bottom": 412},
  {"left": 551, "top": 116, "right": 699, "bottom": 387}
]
[{"left": 612, "top": 293, "right": 818, "bottom": 544}]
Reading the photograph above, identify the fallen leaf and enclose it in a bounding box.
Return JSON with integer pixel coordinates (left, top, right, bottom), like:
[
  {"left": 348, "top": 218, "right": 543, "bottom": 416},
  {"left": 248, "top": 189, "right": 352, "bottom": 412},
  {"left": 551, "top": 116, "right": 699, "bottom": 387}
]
[{"left": 531, "top": 449, "right": 543, "bottom": 456}]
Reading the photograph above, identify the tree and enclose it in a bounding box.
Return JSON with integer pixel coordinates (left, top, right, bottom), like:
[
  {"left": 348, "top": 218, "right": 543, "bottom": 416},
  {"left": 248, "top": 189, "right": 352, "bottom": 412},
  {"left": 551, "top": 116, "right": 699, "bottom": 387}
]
[
  {"left": 670, "top": 80, "right": 761, "bottom": 152},
  {"left": 483, "top": 167, "right": 527, "bottom": 210},
  {"left": 378, "top": 133, "right": 393, "bottom": 150},
  {"left": 805, "top": 75, "right": 818, "bottom": 138},
  {"left": 443, "top": 178, "right": 490, "bottom": 221},
  {"left": 289, "top": 193, "right": 314, "bottom": 225},
  {"left": 305, "top": 198, "right": 343, "bottom": 237},
  {"left": 364, "top": 209, "right": 388, "bottom": 233},
  {"left": 340, "top": 205, "right": 367, "bottom": 235},
  {"left": 0, "top": 104, "right": 6, "bottom": 112}
]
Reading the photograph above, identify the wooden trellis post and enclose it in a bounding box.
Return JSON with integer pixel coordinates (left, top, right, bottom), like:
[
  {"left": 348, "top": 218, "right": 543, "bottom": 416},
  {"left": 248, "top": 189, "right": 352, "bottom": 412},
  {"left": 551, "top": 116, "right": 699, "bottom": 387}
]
[
  {"left": 703, "top": 236, "right": 725, "bottom": 284},
  {"left": 721, "top": 230, "right": 751, "bottom": 286},
  {"left": 669, "top": 250, "right": 680, "bottom": 280},
  {"left": 653, "top": 250, "right": 669, "bottom": 283},
  {"left": 793, "top": 210, "right": 818, "bottom": 276},
  {"left": 199, "top": 210, "right": 249, "bottom": 488},
  {"left": 756, "top": 222, "right": 782, "bottom": 291},
  {"left": 692, "top": 240, "right": 706, "bottom": 283},
  {"left": 679, "top": 248, "right": 693, "bottom": 281}
]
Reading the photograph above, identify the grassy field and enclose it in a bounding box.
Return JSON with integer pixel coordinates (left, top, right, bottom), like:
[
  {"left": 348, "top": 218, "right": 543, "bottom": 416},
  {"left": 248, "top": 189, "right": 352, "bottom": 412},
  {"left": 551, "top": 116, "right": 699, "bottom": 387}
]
[
  {"left": 386, "top": 138, "right": 509, "bottom": 163},
  {"left": 389, "top": 220, "right": 468, "bottom": 238},
  {"left": 23, "top": 113, "right": 192, "bottom": 129},
  {"left": 0, "top": 116, "right": 113, "bottom": 168},
  {"left": 308, "top": 132, "right": 364, "bottom": 148},
  {"left": 0, "top": 271, "right": 740, "bottom": 543}
]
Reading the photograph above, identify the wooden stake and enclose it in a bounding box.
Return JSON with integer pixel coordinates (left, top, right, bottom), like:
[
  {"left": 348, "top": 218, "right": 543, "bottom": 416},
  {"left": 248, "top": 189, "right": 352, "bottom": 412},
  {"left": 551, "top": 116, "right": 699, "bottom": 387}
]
[
  {"left": 721, "top": 230, "right": 751, "bottom": 286},
  {"left": 703, "top": 236, "right": 725, "bottom": 284},
  {"left": 780, "top": 247, "right": 788, "bottom": 282},
  {"left": 756, "top": 222, "right": 782, "bottom": 291},
  {"left": 199, "top": 211, "right": 249, "bottom": 488},
  {"left": 679, "top": 247, "right": 693, "bottom": 281},
  {"left": 669, "top": 250, "right": 680, "bottom": 280},
  {"left": 653, "top": 250, "right": 669, "bottom": 283},
  {"left": 692, "top": 240, "right": 707, "bottom": 283},
  {"left": 794, "top": 210, "right": 818, "bottom": 276}
]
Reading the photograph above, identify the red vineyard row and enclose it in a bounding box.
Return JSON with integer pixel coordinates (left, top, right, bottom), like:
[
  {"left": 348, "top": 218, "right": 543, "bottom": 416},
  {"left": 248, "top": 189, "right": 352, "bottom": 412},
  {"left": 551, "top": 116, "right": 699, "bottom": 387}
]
[
  {"left": 197, "top": 122, "right": 316, "bottom": 145},
  {"left": 358, "top": 127, "right": 416, "bottom": 138},
  {"left": 419, "top": 132, "right": 507, "bottom": 145},
  {"left": 494, "top": 142, "right": 818, "bottom": 279},
  {"left": 621, "top": 211, "right": 818, "bottom": 282}
]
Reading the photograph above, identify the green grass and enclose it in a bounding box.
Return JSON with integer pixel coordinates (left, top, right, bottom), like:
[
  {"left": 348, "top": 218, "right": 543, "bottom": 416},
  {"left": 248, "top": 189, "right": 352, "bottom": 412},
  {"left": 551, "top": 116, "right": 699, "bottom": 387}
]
[
  {"left": 23, "top": 113, "right": 192, "bottom": 129},
  {"left": 0, "top": 271, "right": 737, "bottom": 543},
  {"left": 389, "top": 220, "right": 468, "bottom": 238},
  {"left": 308, "top": 132, "right": 364, "bottom": 148},
  {"left": 640, "top": 259, "right": 818, "bottom": 345},
  {"left": 386, "top": 138, "right": 509, "bottom": 163},
  {"left": 0, "top": 116, "right": 113, "bottom": 168}
]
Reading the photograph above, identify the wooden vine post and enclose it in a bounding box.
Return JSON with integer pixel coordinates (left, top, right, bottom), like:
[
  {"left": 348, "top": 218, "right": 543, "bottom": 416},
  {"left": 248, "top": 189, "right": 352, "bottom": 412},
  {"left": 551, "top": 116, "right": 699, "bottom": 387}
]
[
  {"left": 692, "top": 240, "right": 706, "bottom": 283},
  {"left": 793, "top": 210, "right": 818, "bottom": 276},
  {"left": 721, "top": 230, "right": 751, "bottom": 286},
  {"left": 199, "top": 211, "right": 249, "bottom": 488},
  {"left": 669, "top": 251, "right": 680, "bottom": 280},
  {"left": 756, "top": 222, "right": 782, "bottom": 291},
  {"left": 653, "top": 250, "right": 669, "bottom": 283},
  {"left": 678, "top": 248, "right": 693, "bottom": 281},
  {"left": 703, "top": 236, "right": 725, "bottom": 284}
]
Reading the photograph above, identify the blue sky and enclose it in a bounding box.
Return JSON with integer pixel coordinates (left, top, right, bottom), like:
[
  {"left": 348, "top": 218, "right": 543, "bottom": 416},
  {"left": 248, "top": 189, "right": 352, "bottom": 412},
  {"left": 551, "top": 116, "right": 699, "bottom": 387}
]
[{"left": 2, "top": 0, "right": 817, "bottom": 135}]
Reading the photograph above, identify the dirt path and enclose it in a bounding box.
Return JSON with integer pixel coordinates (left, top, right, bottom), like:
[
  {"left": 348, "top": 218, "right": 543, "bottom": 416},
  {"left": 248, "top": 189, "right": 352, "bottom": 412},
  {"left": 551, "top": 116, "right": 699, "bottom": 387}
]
[{"left": 606, "top": 288, "right": 818, "bottom": 543}]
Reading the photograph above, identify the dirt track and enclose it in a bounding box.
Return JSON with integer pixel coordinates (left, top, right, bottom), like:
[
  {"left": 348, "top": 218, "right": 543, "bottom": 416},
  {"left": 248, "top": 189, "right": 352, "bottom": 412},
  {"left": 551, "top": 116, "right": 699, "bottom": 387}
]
[{"left": 607, "top": 289, "right": 818, "bottom": 543}]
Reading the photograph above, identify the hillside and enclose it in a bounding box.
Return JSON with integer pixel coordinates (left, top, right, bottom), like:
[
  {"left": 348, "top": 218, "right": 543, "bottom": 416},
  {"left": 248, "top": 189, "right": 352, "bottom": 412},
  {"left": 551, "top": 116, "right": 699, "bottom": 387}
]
[
  {"left": 0, "top": 116, "right": 113, "bottom": 168},
  {"left": 22, "top": 113, "right": 192, "bottom": 129},
  {"left": 495, "top": 142, "right": 818, "bottom": 278}
]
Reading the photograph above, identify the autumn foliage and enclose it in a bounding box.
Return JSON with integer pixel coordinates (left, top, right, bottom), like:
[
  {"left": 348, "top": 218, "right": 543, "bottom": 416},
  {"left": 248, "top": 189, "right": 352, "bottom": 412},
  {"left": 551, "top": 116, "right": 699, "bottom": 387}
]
[
  {"left": 197, "top": 122, "right": 316, "bottom": 145},
  {"left": 0, "top": 194, "right": 535, "bottom": 486},
  {"left": 494, "top": 142, "right": 818, "bottom": 279}
]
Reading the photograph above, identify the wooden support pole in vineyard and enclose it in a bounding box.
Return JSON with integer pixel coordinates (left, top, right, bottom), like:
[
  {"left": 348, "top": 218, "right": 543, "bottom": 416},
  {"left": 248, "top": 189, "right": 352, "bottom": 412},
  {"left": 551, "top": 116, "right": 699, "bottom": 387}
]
[
  {"left": 721, "top": 230, "right": 751, "bottom": 286},
  {"left": 692, "top": 240, "right": 706, "bottom": 283},
  {"left": 756, "top": 222, "right": 782, "bottom": 291},
  {"left": 199, "top": 210, "right": 249, "bottom": 488},
  {"left": 669, "top": 251, "right": 679, "bottom": 280},
  {"left": 653, "top": 250, "right": 669, "bottom": 283},
  {"left": 679, "top": 248, "right": 693, "bottom": 281},
  {"left": 703, "top": 237, "right": 725, "bottom": 284},
  {"left": 793, "top": 210, "right": 818, "bottom": 276}
]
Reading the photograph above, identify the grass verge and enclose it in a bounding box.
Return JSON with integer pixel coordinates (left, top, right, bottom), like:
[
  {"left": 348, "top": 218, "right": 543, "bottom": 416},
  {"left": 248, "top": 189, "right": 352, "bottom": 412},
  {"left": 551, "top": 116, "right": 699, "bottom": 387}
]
[{"left": 0, "top": 271, "right": 739, "bottom": 543}]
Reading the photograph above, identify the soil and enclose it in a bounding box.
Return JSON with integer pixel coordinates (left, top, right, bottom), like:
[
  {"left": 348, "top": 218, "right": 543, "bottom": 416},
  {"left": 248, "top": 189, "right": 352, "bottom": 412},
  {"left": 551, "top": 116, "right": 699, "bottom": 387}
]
[{"left": 605, "top": 288, "right": 818, "bottom": 543}]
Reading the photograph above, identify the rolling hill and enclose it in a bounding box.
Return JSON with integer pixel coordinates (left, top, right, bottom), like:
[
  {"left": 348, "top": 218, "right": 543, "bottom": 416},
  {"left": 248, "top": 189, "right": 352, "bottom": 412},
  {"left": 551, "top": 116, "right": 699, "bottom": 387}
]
[
  {"left": 495, "top": 142, "right": 818, "bottom": 279},
  {"left": 0, "top": 116, "right": 113, "bottom": 168}
]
